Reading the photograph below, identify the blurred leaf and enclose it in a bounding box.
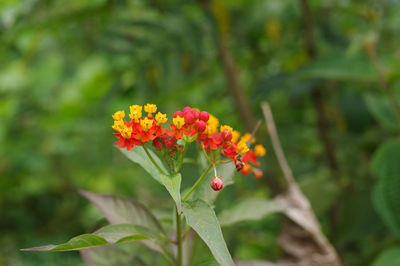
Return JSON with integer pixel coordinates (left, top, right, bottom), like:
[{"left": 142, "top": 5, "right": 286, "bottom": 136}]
[
  {"left": 182, "top": 199, "right": 234, "bottom": 266},
  {"left": 371, "top": 246, "right": 400, "bottom": 266},
  {"left": 81, "top": 245, "right": 147, "bottom": 266},
  {"left": 300, "top": 50, "right": 378, "bottom": 81},
  {"left": 79, "top": 190, "right": 165, "bottom": 234},
  {"left": 22, "top": 224, "right": 152, "bottom": 252},
  {"left": 218, "top": 199, "right": 286, "bottom": 227},
  {"left": 372, "top": 139, "right": 400, "bottom": 236},
  {"left": 364, "top": 93, "right": 400, "bottom": 132}
]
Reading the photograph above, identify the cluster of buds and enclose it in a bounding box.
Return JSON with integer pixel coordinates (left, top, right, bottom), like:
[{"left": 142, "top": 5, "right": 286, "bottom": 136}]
[{"left": 112, "top": 104, "right": 267, "bottom": 191}]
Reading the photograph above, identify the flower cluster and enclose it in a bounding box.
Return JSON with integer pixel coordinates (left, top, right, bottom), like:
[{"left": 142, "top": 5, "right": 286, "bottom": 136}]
[{"left": 112, "top": 104, "right": 266, "bottom": 185}]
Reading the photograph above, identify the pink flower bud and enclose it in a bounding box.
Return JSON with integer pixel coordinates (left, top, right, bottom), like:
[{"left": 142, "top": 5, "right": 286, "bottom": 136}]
[
  {"left": 199, "top": 111, "right": 209, "bottom": 122},
  {"left": 195, "top": 120, "right": 206, "bottom": 132},
  {"left": 184, "top": 112, "right": 195, "bottom": 124},
  {"left": 253, "top": 169, "right": 263, "bottom": 179},
  {"left": 210, "top": 176, "right": 223, "bottom": 191},
  {"left": 173, "top": 111, "right": 183, "bottom": 118},
  {"left": 183, "top": 106, "right": 192, "bottom": 114},
  {"left": 192, "top": 109, "right": 199, "bottom": 119}
]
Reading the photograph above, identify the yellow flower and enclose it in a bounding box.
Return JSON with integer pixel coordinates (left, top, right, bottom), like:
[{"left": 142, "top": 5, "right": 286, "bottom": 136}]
[
  {"left": 254, "top": 144, "right": 266, "bottom": 157},
  {"left": 204, "top": 114, "right": 219, "bottom": 136},
  {"left": 155, "top": 112, "right": 168, "bottom": 126},
  {"left": 140, "top": 117, "right": 154, "bottom": 132},
  {"left": 240, "top": 132, "right": 255, "bottom": 144},
  {"left": 237, "top": 141, "right": 249, "bottom": 154},
  {"left": 112, "top": 120, "right": 125, "bottom": 132},
  {"left": 231, "top": 130, "right": 240, "bottom": 143},
  {"left": 129, "top": 105, "right": 142, "bottom": 122},
  {"left": 120, "top": 125, "right": 132, "bottom": 139},
  {"left": 220, "top": 125, "right": 233, "bottom": 133},
  {"left": 173, "top": 115, "right": 185, "bottom": 129},
  {"left": 144, "top": 104, "right": 157, "bottom": 117},
  {"left": 112, "top": 110, "right": 125, "bottom": 121}
]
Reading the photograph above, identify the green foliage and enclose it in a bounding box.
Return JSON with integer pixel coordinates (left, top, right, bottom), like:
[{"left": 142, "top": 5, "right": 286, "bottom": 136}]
[
  {"left": 372, "top": 139, "right": 400, "bottom": 236},
  {"left": 218, "top": 199, "right": 286, "bottom": 226},
  {"left": 371, "top": 246, "right": 400, "bottom": 266},
  {"left": 182, "top": 200, "right": 234, "bottom": 266}
]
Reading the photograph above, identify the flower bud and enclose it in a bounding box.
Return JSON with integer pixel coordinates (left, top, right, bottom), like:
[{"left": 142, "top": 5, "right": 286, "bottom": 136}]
[
  {"left": 253, "top": 168, "right": 263, "bottom": 179},
  {"left": 192, "top": 109, "right": 200, "bottom": 119},
  {"left": 210, "top": 176, "right": 223, "bottom": 191},
  {"left": 173, "top": 111, "right": 183, "bottom": 118},
  {"left": 183, "top": 106, "right": 192, "bottom": 114},
  {"left": 184, "top": 112, "right": 195, "bottom": 124},
  {"left": 240, "top": 164, "right": 251, "bottom": 175},
  {"left": 152, "top": 137, "right": 163, "bottom": 150},
  {"left": 199, "top": 111, "right": 209, "bottom": 122},
  {"left": 195, "top": 120, "right": 206, "bottom": 132}
]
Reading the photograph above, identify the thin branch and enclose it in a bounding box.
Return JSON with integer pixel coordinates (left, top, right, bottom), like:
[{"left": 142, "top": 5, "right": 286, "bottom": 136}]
[{"left": 261, "top": 102, "right": 295, "bottom": 186}]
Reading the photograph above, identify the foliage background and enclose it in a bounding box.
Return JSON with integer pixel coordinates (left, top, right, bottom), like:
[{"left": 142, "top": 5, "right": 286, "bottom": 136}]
[{"left": 1, "top": 0, "right": 400, "bottom": 265}]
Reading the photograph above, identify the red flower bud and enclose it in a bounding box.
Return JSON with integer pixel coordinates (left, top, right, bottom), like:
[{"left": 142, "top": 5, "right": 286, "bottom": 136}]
[
  {"left": 199, "top": 111, "right": 209, "bottom": 122},
  {"left": 152, "top": 137, "right": 163, "bottom": 150},
  {"left": 195, "top": 120, "right": 206, "bottom": 132},
  {"left": 184, "top": 112, "right": 195, "bottom": 124},
  {"left": 183, "top": 106, "right": 192, "bottom": 114},
  {"left": 253, "top": 168, "right": 263, "bottom": 179},
  {"left": 192, "top": 109, "right": 199, "bottom": 119},
  {"left": 210, "top": 176, "right": 223, "bottom": 191},
  {"left": 173, "top": 111, "right": 183, "bottom": 118}
]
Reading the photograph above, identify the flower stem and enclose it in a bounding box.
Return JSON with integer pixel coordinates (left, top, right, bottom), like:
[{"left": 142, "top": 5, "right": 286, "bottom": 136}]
[
  {"left": 176, "top": 141, "right": 188, "bottom": 173},
  {"left": 142, "top": 144, "right": 167, "bottom": 175},
  {"left": 176, "top": 207, "right": 183, "bottom": 266},
  {"left": 183, "top": 164, "right": 213, "bottom": 201}
]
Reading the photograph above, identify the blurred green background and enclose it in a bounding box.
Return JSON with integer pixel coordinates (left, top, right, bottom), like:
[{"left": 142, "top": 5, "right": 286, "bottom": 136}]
[{"left": 1, "top": 0, "right": 400, "bottom": 265}]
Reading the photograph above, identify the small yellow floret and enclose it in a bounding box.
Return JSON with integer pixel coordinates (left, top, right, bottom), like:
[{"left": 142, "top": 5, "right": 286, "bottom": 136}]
[
  {"left": 254, "top": 144, "right": 266, "bottom": 157},
  {"left": 120, "top": 126, "right": 132, "bottom": 139},
  {"left": 144, "top": 104, "right": 157, "bottom": 117},
  {"left": 237, "top": 141, "right": 250, "bottom": 154},
  {"left": 112, "top": 120, "right": 125, "bottom": 132},
  {"left": 155, "top": 112, "right": 168, "bottom": 126},
  {"left": 140, "top": 117, "right": 154, "bottom": 132},
  {"left": 129, "top": 105, "right": 142, "bottom": 122},
  {"left": 112, "top": 110, "right": 125, "bottom": 121},
  {"left": 173, "top": 115, "right": 185, "bottom": 129},
  {"left": 231, "top": 130, "right": 240, "bottom": 143},
  {"left": 220, "top": 125, "right": 233, "bottom": 133},
  {"left": 240, "top": 132, "right": 256, "bottom": 144},
  {"left": 204, "top": 114, "right": 219, "bottom": 136}
]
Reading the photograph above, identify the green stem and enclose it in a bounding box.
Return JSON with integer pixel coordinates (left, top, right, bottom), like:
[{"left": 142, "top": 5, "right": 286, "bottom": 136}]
[
  {"left": 201, "top": 144, "right": 212, "bottom": 164},
  {"left": 183, "top": 164, "right": 213, "bottom": 201},
  {"left": 176, "top": 141, "right": 188, "bottom": 173},
  {"left": 176, "top": 208, "right": 183, "bottom": 266},
  {"left": 142, "top": 144, "right": 167, "bottom": 175}
]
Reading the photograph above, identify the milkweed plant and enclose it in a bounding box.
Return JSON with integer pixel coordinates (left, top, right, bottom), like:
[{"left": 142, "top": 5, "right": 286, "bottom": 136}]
[{"left": 23, "top": 104, "right": 267, "bottom": 265}]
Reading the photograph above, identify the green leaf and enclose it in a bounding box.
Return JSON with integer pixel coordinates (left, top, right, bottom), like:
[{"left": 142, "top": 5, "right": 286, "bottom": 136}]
[
  {"left": 371, "top": 246, "right": 400, "bottom": 266},
  {"left": 81, "top": 245, "right": 147, "bottom": 266},
  {"left": 79, "top": 190, "right": 165, "bottom": 234},
  {"left": 299, "top": 50, "right": 378, "bottom": 81},
  {"left": 161, "top": 173, "right": 182, "bottom": 213},
  {"left": 119, "top": 145, "right": 169, "bottom": 184},
  {"left": 218, "top": 199, "right": 287, "bottom": 227},
  {"left": 372, "top": 139, "right": 400, "bottom": 236},
  {"left": 364, "top": 94, "right": 400, "bottom": 132},
  {"left": 119, "top": 147, "right": 182, "bottom": 210},
  {"left": 21, "top": 224, "right": 152, "bottom": 252},
  {"left": 182, "top": 200, "right": 234, "bottom": 266}
]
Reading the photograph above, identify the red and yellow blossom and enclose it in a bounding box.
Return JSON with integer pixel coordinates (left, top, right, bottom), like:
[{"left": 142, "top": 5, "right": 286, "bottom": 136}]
[{"left": 112, "top": 104, "right": 266, "bottom": 179}]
